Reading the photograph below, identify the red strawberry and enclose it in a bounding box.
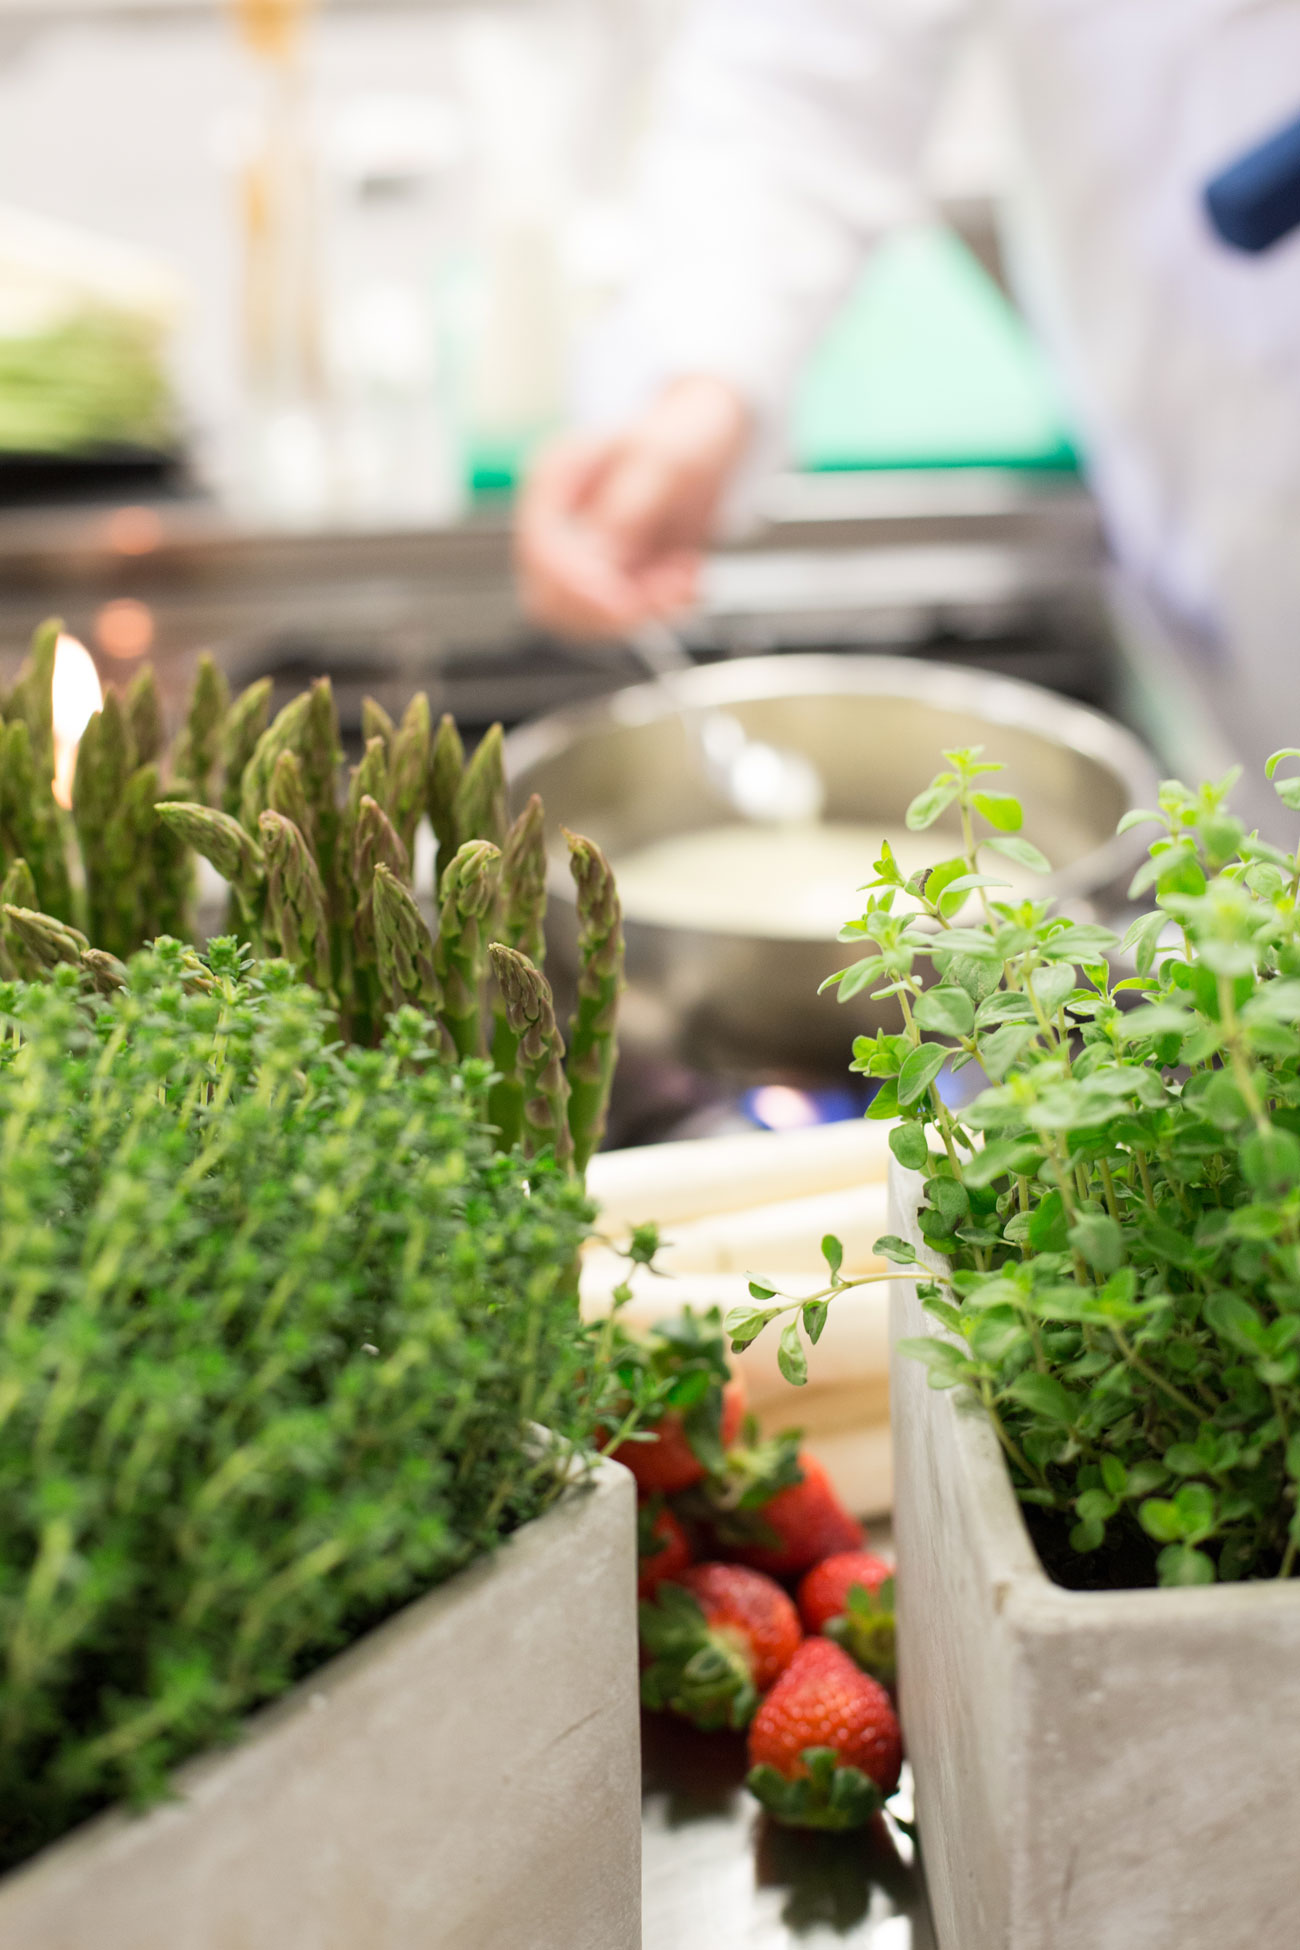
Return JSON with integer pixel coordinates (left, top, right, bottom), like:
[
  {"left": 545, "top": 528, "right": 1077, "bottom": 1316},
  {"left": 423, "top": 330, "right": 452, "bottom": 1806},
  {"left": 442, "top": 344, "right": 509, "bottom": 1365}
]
[
  {"left": 639, "top": 1561, "right": 802, "bottom": 1731},
  {"left": 797, "top": 1550, "right": 896, "bottom": 1685},
  {"left": 746, "top": 1638, "right": 901, "bottom": 1830},
  {"left": 614, "top": 1376, "right": 746, "bottom": 1496},
  {"left": 727, "top": 1452, "right": 865, "bottom": 1579},
  {"left": 637, "top": 1504, "right": 693, "bottom": 1600}
]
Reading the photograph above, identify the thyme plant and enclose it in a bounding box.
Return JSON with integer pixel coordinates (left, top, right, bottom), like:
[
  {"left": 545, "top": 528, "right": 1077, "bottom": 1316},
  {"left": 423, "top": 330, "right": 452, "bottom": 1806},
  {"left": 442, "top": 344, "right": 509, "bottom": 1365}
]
[
  {"left": 0, "top": 941, "right": 599, "bottom": 1867},
  {"left": 732, "top": 748, "right": 1300, "bottom": 1590}
]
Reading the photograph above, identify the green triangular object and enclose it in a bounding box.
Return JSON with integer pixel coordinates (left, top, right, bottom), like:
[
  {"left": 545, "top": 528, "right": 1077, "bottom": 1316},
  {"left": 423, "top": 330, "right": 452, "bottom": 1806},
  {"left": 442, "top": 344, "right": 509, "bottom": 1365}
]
[{"left": 793, "top": 224, "right": 1078, "bottom": 474}]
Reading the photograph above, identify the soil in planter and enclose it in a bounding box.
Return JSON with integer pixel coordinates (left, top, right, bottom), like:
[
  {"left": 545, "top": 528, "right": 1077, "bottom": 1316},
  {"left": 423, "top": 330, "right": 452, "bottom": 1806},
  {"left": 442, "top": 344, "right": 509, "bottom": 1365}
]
[
  {"left": 1022, "top": 1506, "right": 1160, "bottom": 1592},
  {"left": 1022, "top": 1503, "right": 1288, "bottom": 1591}
]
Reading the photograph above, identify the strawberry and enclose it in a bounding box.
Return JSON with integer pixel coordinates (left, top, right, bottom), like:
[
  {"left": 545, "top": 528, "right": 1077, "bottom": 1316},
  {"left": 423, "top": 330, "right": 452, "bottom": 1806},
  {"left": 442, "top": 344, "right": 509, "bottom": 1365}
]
[
  {"left": 796, "top": 1550, "right": 896, "bottom": 1685},
  {"left": 639, "top": 1561, "right": 802, "bottom": 1731},
  {"left": 724, "top": 1452, "right": 865, "bottom": 1579},
  {"left": 637, "top": 1502, "right": 693, "bottom": 1600},
  {"left": 613, "top": 1375, "right": 746, "bottom": 1496},
  {"left": 746, "top": 1638, "right": 902, "bottom": 1830}
]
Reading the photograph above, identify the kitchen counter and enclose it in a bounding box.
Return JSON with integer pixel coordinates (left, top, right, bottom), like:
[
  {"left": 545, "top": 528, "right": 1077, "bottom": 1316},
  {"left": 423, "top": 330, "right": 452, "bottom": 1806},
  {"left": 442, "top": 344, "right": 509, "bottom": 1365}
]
[{"left": 642, "top": 1719, "right": 934, "bottom": 1950}]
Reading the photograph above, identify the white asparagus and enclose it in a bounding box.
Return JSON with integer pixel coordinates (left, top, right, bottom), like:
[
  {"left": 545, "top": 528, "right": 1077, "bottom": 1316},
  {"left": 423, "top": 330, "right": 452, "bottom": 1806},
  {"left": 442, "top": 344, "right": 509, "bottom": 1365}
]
[
  {"left": 586, "top": 1118, "right": 891, "bottom": 1232},
  {"left": 588, "top": 1179, "right": 889, "bottom": 1281},
  {"left": 580, "top": 1264, "right": 893, "bottom": 1403}
]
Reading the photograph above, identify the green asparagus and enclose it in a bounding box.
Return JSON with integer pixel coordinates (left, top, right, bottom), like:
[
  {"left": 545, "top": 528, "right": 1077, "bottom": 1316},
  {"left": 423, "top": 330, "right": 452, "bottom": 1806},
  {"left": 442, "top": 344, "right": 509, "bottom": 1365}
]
[
  {"left": 454, "top": 723, "right": 507, "bottom": 853},
  {"left": 220, "top": 676, "right": 273, "bottom": 818},
  {"left": 126, "top": 665, "right": 164, "bottom": 767},
  {"left": 489, "top": 795, "right": 549, "bottom": 1149},
  {"left": 562, "top": 829, "right": 625, "bottom": 1171},
  {"left": 2, "top": 616, "right": 59, "bottom": 783},
  {"left": 434, "top": 839, "right": 502, "bottom": 1059},
  {"left": 0, "top": 860, "right": 37, "bottom": 977},
  {"left": 373, "top": 860, "right": 444, "bottom": 1031},
  {"left": 427, "top": 712, "right": 464, "bottom": 869},
  {"left": 258, "top": 810, "right": 331, "bottom": 988},
  {"left": 0, "top": 717, "right": 73, "bottom": 923},
  {"left": 2, "top": 904, "right": 88, "bottom": 971},
  {"left": 174, "top": 653, "right": 230, "bottom": 807},
  {"left": 154, "top": 801, "right": 265, "bottom": 931},
  {"left": 488, "top": 943, "right": 574, "bottom": 1169},
  {"left": 386, "top": 692, "right": 431, "bottom": 858},
  {"left": 351, "top": 792, "right": 410, "bottom": 966},
  {"left": 81, "top": 946, "right": 129, "bottom": 994},
  {"left": 268, "top": 747, "right": 315, "bottom": 851},
  {"left": 361, "top": 695, "right": 396, "bottom": 758}
]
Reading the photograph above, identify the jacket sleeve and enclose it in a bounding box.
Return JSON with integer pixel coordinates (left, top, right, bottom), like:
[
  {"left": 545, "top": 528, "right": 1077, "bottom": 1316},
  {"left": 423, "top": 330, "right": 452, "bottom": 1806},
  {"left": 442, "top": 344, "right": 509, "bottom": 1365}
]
[{"left": 578, "top": 0, "right": 974, "bottom": 448}]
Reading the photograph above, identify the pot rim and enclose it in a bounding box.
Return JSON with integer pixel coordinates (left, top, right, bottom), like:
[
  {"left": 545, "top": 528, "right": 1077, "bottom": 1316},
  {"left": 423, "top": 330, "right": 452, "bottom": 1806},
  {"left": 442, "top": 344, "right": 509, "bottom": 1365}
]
[{"left": 505, "top": 653, "right": 1162, "bottom": 921}]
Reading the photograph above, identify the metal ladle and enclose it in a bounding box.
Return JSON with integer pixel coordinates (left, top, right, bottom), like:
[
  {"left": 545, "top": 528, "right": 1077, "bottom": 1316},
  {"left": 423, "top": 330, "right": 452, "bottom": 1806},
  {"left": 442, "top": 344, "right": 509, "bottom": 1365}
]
[{"left": 629, "top": 621, "right": 826, "bottom": 825}]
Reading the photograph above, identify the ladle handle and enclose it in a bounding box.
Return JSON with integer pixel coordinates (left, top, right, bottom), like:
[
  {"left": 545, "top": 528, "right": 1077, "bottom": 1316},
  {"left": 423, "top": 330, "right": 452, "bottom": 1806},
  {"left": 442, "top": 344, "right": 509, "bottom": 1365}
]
[{"left": 628, "top": 619, "right": 694, "bottom": 680}]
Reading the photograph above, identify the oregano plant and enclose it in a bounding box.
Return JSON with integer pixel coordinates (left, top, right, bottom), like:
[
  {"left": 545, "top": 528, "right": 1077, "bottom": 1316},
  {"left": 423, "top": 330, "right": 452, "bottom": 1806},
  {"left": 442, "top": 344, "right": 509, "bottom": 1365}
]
[{"left": 732, "top": 745, "right": 1300, "bottom": 1591}]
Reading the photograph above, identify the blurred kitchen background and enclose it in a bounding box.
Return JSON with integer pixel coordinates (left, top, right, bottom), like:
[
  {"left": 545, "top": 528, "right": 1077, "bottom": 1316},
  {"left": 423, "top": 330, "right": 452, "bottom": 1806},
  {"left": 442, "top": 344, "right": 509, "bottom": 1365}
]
[{"left": 0, "top": 0, "right": 1246, "bottom": 1145}]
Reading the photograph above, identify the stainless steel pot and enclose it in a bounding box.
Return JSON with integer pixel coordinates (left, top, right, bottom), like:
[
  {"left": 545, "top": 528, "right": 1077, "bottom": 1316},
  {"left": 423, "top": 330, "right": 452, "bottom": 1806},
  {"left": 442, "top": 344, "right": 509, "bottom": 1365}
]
[{"left": 505, "top": 655, "right": 1162, "bottom": 1071}]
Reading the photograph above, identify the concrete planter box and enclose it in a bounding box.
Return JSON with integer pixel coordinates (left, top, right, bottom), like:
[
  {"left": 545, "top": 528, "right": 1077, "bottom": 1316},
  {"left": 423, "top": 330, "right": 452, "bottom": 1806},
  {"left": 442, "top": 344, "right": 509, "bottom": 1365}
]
[
  {"left": 0, "top": 1456, "right": 641, "bottom": 1950},
  {"left": 889, "top": 1161, "right": 1300, "bottom": 1950}
]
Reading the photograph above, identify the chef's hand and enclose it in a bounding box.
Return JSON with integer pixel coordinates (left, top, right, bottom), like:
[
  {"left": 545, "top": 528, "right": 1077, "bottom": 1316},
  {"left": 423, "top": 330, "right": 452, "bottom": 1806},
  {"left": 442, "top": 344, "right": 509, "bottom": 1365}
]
[{"left": 515, "top": 375, "right": 750, "bottom": 638}]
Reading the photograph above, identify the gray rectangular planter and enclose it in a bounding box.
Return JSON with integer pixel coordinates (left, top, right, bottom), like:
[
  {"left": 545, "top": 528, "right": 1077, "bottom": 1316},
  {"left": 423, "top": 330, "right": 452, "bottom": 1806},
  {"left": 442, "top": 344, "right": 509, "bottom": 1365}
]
[
  {"left": 889, "top": 1160, "right": 1300, "bottom": 1950},
  {"left": 0, "top": 1456, "right": 641, "bottom": 1950}
]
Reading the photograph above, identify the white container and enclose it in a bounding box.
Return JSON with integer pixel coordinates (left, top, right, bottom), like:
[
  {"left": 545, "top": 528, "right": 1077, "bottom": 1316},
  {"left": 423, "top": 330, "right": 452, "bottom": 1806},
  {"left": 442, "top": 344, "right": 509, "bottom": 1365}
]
[
  {"left": 0, "top": 1457, "right": 641, "bottom": 1950},
  {"left": 889, "top": 1161, "right": 1300, "bottom": 1950}
]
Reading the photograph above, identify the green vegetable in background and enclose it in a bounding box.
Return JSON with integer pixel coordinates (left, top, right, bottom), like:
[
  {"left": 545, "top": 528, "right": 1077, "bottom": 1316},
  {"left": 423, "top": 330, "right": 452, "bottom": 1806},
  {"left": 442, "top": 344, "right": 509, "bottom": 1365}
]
[{"left": 736, "top": 744, "right": 1300, "bottom": 1589}]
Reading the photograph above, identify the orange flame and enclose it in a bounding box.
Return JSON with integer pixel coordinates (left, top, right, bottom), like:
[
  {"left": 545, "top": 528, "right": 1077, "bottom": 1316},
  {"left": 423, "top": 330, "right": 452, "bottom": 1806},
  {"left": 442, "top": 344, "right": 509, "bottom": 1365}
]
[{"left": 52, "top": 635, "right": 104, "bottom": 811}]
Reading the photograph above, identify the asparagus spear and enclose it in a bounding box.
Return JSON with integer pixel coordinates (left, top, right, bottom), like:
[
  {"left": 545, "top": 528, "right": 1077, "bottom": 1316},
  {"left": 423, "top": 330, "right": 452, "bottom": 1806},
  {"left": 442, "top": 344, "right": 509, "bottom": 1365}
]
[
  {"left": 345, "top": 737, "right": 389, "bottom": 845},
  {"left": 3, "top": 617, "right": 59, "bottom": 783},
  {"left": 268, "top": 748, "right": 315, "bottom": 853},
  {"left": 351, "top": 793, "right": 410, "bottom": 969},
  {"left": 154, "top": 802, "right": 265, "bottom": 933},
  {"left": 0, "top": 717, "right": 73, "bottom": 924},
  {"left": 1, "top": 858, "right": 35, "bottom": 910},
  {"left": 239, "top": 692, "right": 312, "bottom": 833},
  {"left": 258, "top": 810, "right": 331, "bottom": 988},
  {"left": 82, "top": 947, "right": 129, "bottom": 995},
  {"left": 174, "top": 654, "right": 229, "bottom": 807},
  {"left": 299, "top": 678, "right": 343, "bottom": 911},
  {"left": 488, "top": 795, "right": 548, "bottom": 1150},
  {"left": 126, "top": 665, "right": 165, "bottom": 767},
  {"left": 220, "top": 676, "right": 273, "bottom": 818},
  {"left": 386, "top": 692, "right": 431, "bottom": 859},
  {"left": 562, "top": 829, "right": 625, "bottom": 1172},
  {"left": 373, "top": 861, "right": 446, "bottom": 1036},
  {"left": 487, "top": 944, "right": 574, "bottom": 1169},
  {"left": 427, "top": 712, "right": 464, "bottom": 871},
  {"left": 434, "top": 839, "right": 502, "bottom": 1059},
  {"left": 453, "top": 723, "right": 507, "bottom": 852},
  {"left": 74, "top": 694, "right": 144, "bottom": 958},
  {"left": 361, "top": 695, "right": 395, "bottom": 758},
  {"left": 2, "top": 904, "right": 88, "bottom": 971},
  {"left": 149, "top": 787, "right": 196, "bottom": 944},
  {"left": 0, "top": 860, "right": 37, "bottom": 978}
]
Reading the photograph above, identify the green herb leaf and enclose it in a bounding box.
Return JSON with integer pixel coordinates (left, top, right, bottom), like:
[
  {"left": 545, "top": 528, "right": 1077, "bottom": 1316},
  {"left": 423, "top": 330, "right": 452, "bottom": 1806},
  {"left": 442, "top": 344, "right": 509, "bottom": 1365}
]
[
  {"left": 778, "top": 1319, "right": 809, "bottom": 1387},
  {"left": 913, "top": 985, "right": 975, "bottom": 1039},
  {"left": 898, "top": 1042, "right": 946, "bottom": 1106}
]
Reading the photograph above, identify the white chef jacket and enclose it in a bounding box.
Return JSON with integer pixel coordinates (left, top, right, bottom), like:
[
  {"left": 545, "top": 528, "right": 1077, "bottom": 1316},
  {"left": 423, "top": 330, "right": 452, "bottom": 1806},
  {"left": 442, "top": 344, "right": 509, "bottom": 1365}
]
[{"left": 581, "top": 0, "right": 1300, "bottom": 773}]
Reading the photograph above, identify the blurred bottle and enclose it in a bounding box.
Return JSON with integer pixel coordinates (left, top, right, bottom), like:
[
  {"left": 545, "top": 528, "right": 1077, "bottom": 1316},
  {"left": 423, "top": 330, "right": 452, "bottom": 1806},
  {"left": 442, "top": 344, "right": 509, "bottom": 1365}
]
[
  {"left": 452, "top": 16, "right": 575, "bottom": 497},
  {"left": 228, "top": 0, "right": 332, "bottom": 525},
  {"left": 325, "top": 93, "right": 467, "bottom": 528}
]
